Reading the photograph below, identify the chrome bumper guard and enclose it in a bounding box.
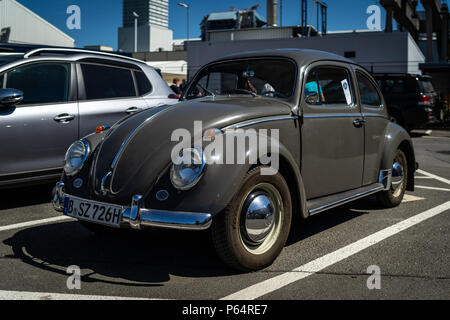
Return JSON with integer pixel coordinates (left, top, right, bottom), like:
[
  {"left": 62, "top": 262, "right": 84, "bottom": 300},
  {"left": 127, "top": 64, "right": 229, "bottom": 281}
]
[{"left": 52, "top": 182, "right": 212, "bottom": 231}]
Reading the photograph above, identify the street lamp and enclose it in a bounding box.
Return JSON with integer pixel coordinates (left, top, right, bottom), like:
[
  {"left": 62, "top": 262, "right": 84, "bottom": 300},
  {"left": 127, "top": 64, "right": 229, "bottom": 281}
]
[
  {"left": 133, "top": 11, "right": 139, "bottom": 52},
  {"left": 178, "top": 2, "right": 190, "bottom": 41}
]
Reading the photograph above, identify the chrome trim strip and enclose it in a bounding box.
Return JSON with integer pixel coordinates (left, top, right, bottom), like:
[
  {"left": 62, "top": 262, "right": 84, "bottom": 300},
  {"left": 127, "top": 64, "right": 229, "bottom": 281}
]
[
  {"left": 303, "top": 114, "right": 361, "bottom": 119},
  {"left": 308, "top": 184, "right": 384, "bottom": 216},
  {"left": 230, "top": 116, "right": 299, "bottom": 129}
]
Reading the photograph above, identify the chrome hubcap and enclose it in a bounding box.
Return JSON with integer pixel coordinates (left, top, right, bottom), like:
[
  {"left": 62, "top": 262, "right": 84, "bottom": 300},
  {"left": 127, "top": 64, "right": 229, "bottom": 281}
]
[
  {"left": 243, "top": 192, "right": 275, "bottom": 244},
  {"left": 239, "top": 183, "right": 283, "bottom": 255},
  {"left": 391, "top": 153, "right": 405, "bottom": 197}
]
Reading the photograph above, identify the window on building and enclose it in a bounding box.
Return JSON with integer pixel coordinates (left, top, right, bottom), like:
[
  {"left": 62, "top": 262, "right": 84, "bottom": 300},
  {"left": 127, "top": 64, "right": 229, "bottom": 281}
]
[
  {"left": 4, "top": 62, "right": 70, "bottom": 105},
  {"left": 81, "top": 64, "right": 136, "bottom": 100}
]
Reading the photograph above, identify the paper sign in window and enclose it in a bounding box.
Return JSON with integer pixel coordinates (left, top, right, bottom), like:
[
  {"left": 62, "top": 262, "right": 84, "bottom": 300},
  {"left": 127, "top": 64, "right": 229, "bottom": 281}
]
[{"left": 341, "top": 79, "right": 352, "bottom": 105}]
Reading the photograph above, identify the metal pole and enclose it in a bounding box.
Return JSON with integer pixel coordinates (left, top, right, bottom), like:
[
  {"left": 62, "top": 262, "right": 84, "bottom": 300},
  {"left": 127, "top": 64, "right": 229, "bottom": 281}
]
[
  {"left": 134, "top": 17, "right": 138, "bottom": 52},
  {"left": 187, "top": 6, "right": 190, "bottom": 40}
]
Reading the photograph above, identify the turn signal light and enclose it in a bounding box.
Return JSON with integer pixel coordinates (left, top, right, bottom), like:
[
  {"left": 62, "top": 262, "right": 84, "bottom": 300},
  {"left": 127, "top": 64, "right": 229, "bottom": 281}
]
[{"left": 96, "top": 125, "right": 111, "bottom": 133}]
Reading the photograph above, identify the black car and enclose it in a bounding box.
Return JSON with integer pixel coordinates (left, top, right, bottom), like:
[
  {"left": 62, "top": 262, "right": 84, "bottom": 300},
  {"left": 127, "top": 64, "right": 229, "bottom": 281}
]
[{"left": 373, "top": 73, "right": 437, "bottom": 131}]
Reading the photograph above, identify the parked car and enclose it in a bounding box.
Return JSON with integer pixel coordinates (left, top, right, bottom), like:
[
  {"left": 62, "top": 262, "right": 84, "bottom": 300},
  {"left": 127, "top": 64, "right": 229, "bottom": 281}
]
[
  {"left": 0, "top": 46, "right": 178, "bottom": 188},
  {"left": 52, "top": 49, "right": 417, "bottom": 271},
  {"left": 373, "top": 73, "right": 438, "bottom": 131}
]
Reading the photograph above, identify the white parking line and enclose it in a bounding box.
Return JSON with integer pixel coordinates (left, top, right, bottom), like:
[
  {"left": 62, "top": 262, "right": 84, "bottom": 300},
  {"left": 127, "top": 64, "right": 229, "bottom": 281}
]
[
  {"left": 221, "top": 200, "right": 450, "bottom": 300},
  {"left": 402, "top": 194, "right": 425, "bottom": 202},
  {"left": 0, "top": 216, "right": 71, "bottom": 233},
  {"left": 417, "top": 169, "right": 450, "bottom": 185},
  {"left": 416, "top": 185, "right": 450, "bottom": 192},
  {"left": 0, "top": 290, "right": 161, "bottom": 300}
]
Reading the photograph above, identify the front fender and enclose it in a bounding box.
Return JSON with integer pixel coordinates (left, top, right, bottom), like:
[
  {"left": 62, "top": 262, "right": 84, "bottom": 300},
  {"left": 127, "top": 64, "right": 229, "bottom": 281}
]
[
  {"left": 380, "top": 122, "right": 416, "bottom": 191},
  {"left": 147, "top": 129, "right": 308, "bottom": 218}
]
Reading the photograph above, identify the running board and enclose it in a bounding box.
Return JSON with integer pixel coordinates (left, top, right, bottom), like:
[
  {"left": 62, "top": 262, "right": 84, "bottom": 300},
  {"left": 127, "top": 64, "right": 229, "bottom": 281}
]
[{"left": 307, "top": 183, "right": 384, "bottom": 216}]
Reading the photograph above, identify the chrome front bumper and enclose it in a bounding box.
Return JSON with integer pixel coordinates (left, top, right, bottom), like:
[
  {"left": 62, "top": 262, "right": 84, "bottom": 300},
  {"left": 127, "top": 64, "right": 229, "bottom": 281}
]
[{"left": 52, "top": 182, "right": 212, "bottom": 231}]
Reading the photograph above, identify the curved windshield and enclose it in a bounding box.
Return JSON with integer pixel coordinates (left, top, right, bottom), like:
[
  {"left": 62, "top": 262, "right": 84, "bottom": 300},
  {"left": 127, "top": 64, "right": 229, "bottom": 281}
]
[{"left": 186, "top": 58, "right": 297, "bottom": 100}]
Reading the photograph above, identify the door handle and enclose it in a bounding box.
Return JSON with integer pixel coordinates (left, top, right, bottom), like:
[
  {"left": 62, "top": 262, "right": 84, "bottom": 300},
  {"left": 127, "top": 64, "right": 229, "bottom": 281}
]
[
  {"left": 54, "top": 114, "right": 75, "bottom": 123},
  {"left": 353, "top": 118, "right": 366, "bottom": 127},
  {"left": 126, "top": 107, "right": 141, "bottom": 114}
]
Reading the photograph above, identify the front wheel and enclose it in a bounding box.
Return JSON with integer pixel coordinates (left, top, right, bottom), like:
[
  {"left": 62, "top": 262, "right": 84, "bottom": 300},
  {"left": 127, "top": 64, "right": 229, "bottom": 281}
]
[
  {"left": 211, "top": 167, "right": 292, "bottom": 271},
  {"left": 377, "top": 149, "right": 408, "bottom": 208}
]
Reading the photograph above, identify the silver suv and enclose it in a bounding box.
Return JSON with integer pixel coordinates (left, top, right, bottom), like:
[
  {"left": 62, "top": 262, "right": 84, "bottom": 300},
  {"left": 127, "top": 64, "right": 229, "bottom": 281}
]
[{"left": 0, "top": 46, "right": 178, "bottom": 188}]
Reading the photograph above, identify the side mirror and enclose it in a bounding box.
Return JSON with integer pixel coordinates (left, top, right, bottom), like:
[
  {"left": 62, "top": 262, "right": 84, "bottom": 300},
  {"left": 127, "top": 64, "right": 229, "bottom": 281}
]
[{"left": 0, "top": 88, "right": 24, "bottom": 107}]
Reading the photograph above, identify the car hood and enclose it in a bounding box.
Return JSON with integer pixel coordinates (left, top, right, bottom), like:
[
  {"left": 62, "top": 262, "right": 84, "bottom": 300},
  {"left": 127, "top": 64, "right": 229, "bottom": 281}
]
[{"left": 92, "top": 96, "right": 292, "bottom": 201}]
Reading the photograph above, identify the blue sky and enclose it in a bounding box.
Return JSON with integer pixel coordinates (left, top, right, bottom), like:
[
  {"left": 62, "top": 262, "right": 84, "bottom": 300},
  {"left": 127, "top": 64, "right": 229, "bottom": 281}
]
[{"left": 16, "top": 0, "right": 401, "bottom": 49}]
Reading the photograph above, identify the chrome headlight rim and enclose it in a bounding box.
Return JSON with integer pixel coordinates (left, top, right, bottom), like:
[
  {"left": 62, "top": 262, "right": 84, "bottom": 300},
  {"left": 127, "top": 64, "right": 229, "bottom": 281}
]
[
  {"left": 64, "top": 139, "right": 90, "bottom": 177},
  {"left": 170, "top": 147, "right": 206, "bottom": 191}
]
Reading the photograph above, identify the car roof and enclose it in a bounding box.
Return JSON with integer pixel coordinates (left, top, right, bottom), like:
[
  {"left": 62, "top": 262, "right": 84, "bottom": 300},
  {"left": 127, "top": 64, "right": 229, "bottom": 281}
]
[{"left": 213, "top": 48, "right": 355, "bottom": 67}]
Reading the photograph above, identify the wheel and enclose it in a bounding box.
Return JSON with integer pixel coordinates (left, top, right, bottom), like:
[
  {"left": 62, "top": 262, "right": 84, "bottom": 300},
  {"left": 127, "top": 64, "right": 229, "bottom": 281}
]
[
  {"left": 377, "top": 149, "right": 408, "bottom": 208},
  {"left": 211, "top": 166, "right": 292, "bottom": 271}
]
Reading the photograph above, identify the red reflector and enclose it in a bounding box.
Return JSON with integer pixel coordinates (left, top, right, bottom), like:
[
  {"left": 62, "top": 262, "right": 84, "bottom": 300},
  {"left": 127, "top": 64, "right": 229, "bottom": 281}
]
[
  {"left": 96, "top": 126, "right": 105, "bottom": 133},
  {"left": 420, "top": 94, "right": 431, "bottom": 103}
]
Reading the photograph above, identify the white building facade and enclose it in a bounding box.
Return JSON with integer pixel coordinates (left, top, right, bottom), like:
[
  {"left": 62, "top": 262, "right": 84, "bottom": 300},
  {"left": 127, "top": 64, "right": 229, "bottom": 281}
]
[
  {"left": 118, "top": 0, "right": 173, "bottom": 53},
  {"left": 0, "top": 0, "right": 75, "bottom": 47},
  {"left": 187, "top": 31, "right": 425, "bottom": 78}
]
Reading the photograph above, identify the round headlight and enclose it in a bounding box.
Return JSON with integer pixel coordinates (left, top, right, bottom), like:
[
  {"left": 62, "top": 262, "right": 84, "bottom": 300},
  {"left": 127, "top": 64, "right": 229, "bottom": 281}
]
[
  {"left": 64, "top": 140, "right": 90, "bottom": 176},
  {"left": 170, "top": 147, "right": 206, "bottom": 190}
]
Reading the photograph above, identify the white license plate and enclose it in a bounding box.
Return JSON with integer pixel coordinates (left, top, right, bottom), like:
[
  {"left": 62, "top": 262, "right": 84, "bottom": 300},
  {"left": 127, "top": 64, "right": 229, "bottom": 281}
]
[{"left": 64, "top": 195, "right": 123, "bottom": 228}]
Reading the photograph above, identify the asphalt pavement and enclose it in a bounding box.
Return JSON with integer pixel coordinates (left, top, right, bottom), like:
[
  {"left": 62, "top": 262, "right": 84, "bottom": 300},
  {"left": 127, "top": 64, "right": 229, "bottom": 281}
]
[{"left": 0, "top": 130, "right": 448, "bottom": 300}]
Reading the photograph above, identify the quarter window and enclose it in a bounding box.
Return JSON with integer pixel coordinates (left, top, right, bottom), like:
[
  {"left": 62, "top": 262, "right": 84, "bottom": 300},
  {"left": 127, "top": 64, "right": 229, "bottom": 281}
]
[
  {"left": 4, "top": 62, "right": 70, "bottom": 105},
  {"left": 134, "top": 71, "right": 153, "bottom": 96},
  {"left": 81, "top": 64, "right": 136, "bottom": 100},
  {"left": 305, "top": 67, "right": 354, "bottom": 106},
  {"left": 357, "top": 72, "right": 382, "bottom": 107}
]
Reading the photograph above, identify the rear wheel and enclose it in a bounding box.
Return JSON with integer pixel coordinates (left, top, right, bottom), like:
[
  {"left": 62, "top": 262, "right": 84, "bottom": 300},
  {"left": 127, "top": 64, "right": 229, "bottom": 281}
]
[
  {"left": 211, "top": 167, "right": 292, "bottom": 271},
  {"left": 377, "top": 149, "right": 408, "bottom": 208}
]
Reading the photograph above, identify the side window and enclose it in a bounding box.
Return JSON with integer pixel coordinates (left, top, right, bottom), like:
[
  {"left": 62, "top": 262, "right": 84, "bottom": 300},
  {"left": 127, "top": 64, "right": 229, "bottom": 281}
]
[
  {"left": 4, "top": 63, "right": 70, "bottom": 105},
  {"left": 305, "top": 67, "right": 354, "bottom": 106},
  {"left": 304, "top": 69, "right": 321, "bottom": 104},
  {"left": 81, "top": 64, "right": 136, "bottom": 100},
  {"left": 317, "top": 67, "right": 354, "bottom": 105},
  {"left": 134, "top": 71, "right": 153, "bottom": 96},
  {"left": 356, "top": 72, "right": 382, "bottom": 107},
  {"left": 384, "top": 78, "right": 406, "bottom": 94}
]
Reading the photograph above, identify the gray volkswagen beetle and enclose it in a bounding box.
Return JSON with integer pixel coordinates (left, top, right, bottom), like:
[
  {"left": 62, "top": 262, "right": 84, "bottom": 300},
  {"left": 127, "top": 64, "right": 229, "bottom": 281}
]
[{"left": 52, "top": 49, "right": 417, "bottom": 271}]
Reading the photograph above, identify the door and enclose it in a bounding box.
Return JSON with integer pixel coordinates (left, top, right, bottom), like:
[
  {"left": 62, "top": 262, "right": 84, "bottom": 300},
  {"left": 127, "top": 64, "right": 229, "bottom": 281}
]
[
  {"left": 301, "top": 64, "right": 365, "bottom": 199},
  {"left": 0, "top": 62, "right": 78, "bottom": 176},
  {"left": 355, "top": 70, "right": 388, "bottom": 186},
  {"left": 77, "top": 63, "right": 149, "bottom": 137}
]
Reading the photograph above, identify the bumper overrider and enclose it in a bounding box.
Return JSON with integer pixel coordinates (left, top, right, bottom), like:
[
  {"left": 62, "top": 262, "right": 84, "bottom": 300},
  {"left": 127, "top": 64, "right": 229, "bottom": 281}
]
[{"left": 52, "top": 182, "right": 212, "bottom": 231}]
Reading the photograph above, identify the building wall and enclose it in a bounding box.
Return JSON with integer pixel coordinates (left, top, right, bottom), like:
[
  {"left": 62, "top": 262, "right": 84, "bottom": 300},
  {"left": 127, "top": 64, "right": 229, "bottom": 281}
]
[
  {"left": 187, "top": 31, "right": 425, "bottom": 78},
  {"left": 123, "top": 0, "right": 169, "bottom": 28},
  {"left": 0, "top": 0, "right": 74, "bottom": 47},
  {"left": 118, "top": 24, "right": 172, "bottom": 52}
]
